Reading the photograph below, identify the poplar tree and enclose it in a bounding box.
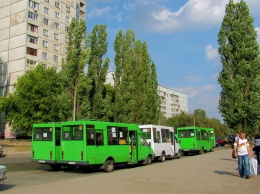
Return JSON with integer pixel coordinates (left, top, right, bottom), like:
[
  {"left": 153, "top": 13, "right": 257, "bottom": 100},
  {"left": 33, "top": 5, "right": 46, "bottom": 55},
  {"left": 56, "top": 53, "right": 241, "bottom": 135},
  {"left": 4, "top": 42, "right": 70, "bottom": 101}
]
[
  {"left": 87, "top": 25, "right": 111, "bottom": 121},
  {"left": 59, "top": 18, "right": 90, "bottom": 121},
  {"left": 114, "top": 30, "right": 160, "bottom": 124},
  {"left": 218, "top": 0, "right": 260, "bottom": 134}
]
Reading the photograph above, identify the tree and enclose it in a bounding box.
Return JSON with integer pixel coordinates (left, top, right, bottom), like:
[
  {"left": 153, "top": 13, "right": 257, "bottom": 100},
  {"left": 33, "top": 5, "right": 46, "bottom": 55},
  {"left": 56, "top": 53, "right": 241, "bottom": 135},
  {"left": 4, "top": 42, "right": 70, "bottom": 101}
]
[
  {"left": 0, "top": 65, "right": 61, "bottom": 135},
  {"left": 218, "top": 0, "right": 260, "bottom": 135},
  {"left": 59, "top": 18, "right": 90, "bottom": 121},
  {"left": 87, "top": 25, "right": 111, "bottom": 121},
  {"left": 113, "top": 30, "right": 160, "bottom": 124}
]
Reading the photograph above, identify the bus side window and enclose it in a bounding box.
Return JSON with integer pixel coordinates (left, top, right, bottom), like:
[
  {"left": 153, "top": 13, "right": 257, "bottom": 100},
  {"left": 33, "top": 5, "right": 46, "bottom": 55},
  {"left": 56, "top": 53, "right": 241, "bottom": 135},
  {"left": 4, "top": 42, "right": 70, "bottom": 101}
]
[
  {"left": 107, "top": 126, "right": 118, "bottom": 145},
  {"left": 56, "top": 127, "right": 61, "bottom": 146},
  {"left": 87, "top": 129, "right": 95, "bottom": 145},
  {"left": 96, "top": 131, "right": 103, "bottom": 146}
]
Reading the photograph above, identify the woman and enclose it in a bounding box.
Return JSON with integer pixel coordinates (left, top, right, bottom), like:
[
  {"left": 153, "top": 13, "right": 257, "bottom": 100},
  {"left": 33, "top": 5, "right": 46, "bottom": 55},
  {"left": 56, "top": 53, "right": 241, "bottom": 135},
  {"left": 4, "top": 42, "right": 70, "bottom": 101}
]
[{"left": 254, "top": 132, "right": 260, "bottom": 164}]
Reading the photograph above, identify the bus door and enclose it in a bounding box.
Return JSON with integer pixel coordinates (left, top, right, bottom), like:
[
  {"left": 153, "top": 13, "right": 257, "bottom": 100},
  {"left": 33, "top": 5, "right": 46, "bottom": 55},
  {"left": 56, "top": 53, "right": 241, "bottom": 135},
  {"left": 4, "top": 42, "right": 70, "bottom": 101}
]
[
  {"left": 95, "top": 130, "right": 105, "bottom": 164},
  {"left": 55, "top": 127, "right": 61, "bottom": 162},
  {"left": 129, "top": 131, "right": 138, "bottom": 163},
  {"left": 170, "top": 132, "right": 179, "bottom": 155}
]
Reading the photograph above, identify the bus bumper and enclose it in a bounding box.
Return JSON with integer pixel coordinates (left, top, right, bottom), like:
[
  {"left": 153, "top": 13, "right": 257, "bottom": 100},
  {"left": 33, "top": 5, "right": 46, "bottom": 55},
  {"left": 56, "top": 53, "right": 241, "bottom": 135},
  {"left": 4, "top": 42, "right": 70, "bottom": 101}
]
[
  {"left": 60, "top": 160, "right": 89, "bottom": 165},
  {"left": 31, "top": 159, "right": 58, "bottom": 164}
]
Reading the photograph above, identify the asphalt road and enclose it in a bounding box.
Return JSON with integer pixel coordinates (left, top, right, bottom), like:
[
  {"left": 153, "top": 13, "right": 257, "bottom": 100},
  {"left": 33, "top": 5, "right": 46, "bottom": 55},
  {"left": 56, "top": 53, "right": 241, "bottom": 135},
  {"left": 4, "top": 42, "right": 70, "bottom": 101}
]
[{"left": 0, "top": 148, "right": 260, "bottom": 194}]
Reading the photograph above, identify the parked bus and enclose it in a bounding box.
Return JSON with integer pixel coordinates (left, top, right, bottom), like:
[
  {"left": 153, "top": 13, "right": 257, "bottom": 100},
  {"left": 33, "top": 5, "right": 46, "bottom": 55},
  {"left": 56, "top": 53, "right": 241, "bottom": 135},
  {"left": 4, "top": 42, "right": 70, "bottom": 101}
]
[
  {"left": 209, "top": 128, "right": 216, "bottom": 149},
  {"left": 139, "top": 125, "right": 181, "bottom": 161},
  {"left": 60, "top": 120, "right": 154, "bottom": 172},
  {"left": 176, "top": 126, "right": 215, "bottom": 156},
  {"left": 31, "top": 123, "right": 62, "bottom": 170}
]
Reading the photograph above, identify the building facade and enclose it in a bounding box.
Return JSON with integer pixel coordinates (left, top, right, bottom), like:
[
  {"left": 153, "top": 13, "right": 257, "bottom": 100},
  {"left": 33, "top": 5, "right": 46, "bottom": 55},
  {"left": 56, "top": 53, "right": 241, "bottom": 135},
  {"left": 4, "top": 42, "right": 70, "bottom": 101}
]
[
  {"left": 0, "top": 0, "right": 86, "bottom": 138},
  {"left": 105, "top": 72, "right": 189, "bottom": 118}
]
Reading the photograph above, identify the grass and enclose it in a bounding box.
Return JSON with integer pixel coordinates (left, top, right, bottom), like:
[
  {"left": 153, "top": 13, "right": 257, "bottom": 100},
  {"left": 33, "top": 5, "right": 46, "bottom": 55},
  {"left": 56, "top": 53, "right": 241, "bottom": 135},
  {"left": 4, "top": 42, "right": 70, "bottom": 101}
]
[{"left": 0, "top": 140, "right": 31, "bottom": 154}]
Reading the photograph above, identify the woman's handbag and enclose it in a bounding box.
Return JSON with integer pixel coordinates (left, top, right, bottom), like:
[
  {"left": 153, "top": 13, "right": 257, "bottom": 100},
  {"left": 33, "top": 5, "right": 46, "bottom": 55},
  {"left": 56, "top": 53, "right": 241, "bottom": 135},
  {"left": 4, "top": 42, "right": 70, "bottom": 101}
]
[
  {"left": 249, "top": 157, "right": 258, "bottom": 175},
  {"left": 232, "top": 149, "right": 236, "bottom": 159}
]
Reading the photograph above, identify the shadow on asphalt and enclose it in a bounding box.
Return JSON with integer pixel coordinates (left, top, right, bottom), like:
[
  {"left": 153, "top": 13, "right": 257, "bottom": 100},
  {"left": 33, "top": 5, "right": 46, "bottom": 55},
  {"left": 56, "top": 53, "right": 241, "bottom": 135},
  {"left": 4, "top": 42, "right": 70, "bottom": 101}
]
[
  {"left": 219, "top": 158, "right": 237, "bottom": 161},
  {"left": 214, "top": 170, "right": 238, "bottom": 177},
  {"left": 0, "top": 183, "right": 16, "bottom": 191}
]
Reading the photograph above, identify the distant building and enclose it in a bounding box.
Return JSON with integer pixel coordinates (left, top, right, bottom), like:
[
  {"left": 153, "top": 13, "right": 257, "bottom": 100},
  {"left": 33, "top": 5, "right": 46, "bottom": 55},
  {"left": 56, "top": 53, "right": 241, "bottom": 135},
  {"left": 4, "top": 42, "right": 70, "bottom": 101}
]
[
  {"left": 105, "top": 72, "right": 189, "bottom": 118},
  {"left": 0, "top": 0, "right": 86, "bottom": 138}
]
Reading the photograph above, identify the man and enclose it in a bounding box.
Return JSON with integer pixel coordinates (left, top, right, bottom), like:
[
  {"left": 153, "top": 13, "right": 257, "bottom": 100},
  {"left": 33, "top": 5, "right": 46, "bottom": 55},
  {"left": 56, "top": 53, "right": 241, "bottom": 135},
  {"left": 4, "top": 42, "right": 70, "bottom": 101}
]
[{"left": 234, "top": 131, "right": 253, "bottom": 179}]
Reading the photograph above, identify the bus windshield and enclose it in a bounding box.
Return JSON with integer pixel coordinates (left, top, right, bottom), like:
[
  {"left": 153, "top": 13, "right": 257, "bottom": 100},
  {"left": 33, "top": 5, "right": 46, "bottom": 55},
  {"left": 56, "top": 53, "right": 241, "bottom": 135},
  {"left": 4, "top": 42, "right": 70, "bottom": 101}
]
[
  {"left": 33, "top": 127, "right": 53, "bottom": 141},
  {"left": 178, "top": 129, "right": 194, "bottom": 138}
]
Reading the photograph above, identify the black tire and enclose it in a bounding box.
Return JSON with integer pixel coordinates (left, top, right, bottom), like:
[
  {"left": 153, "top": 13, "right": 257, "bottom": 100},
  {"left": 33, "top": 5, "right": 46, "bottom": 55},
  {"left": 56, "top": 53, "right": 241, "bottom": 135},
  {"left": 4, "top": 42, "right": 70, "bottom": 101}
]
[
  {"left": 104, "top": 160, "right": 114, "bottom": 172},
  {"left": 183, "top": 152, "right": 189, "bottom": 156},
  {"left": 50, "top": 164, "right": 61, "bottom": 171},
  {"left": 161, "top": 153, "right": 166, "bottom": 162},
  {"left": 145, "top": 155, "right": 152, "bottom": 165},
  {"left": 176, "top": 150, "right": 181, "bottom": 159}
]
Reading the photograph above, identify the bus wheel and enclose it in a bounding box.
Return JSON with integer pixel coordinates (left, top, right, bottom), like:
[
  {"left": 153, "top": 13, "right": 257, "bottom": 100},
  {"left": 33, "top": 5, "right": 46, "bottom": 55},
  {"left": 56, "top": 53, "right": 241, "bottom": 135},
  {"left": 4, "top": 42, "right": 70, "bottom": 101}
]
[
  {"left": 50, "top": 164, "right": 61, "bottom": 171},
  {"left": 104, "top": 160, "right": 114, "bottom": 172},
  {"left": 176, "top": 150, "right": 181, "bottom": 159},
  {"left": 145, "top": 156, "right": 152, "bottom": 165},
  {"left": 160, "top": 154, "right": 166, "bottom": 162},
  {"left": 183, "top": 152, "right": 189, "bottom": 156}
]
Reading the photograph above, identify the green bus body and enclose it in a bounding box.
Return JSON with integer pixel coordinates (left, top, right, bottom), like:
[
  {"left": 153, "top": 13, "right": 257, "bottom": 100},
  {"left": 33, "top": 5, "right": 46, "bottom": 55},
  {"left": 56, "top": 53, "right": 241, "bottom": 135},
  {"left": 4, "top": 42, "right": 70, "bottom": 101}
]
[
  {"left": 31, "top": 123, "right": 61, "bottom": 169},
  {"left": 177, "top": 126, "right": 215, "bottom": 155},
  {"left": 60, "top": 120, "right": 154, "bottom": 172}
]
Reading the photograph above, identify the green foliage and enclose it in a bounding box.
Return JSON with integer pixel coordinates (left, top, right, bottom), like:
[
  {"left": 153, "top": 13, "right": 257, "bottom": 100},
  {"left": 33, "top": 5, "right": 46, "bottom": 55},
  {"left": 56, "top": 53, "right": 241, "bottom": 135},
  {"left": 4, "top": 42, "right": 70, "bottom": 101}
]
[
  {"left": 0, "top": 64, "right": 61, "bottom": 135},
  {"left": 87, "top": 25, "right": 111, "bottom": 121},
  {"left": 164, "top": 109, "right": 231, "bottom": 138},
  {"left": 113, "top": 30, "right": 161, "bottom": 124},
  {"left": 218, "top": 0, "right": 260, "bottom": 136},
  {"left": 59, "top": 18, "right": 90, "bottom": 120}
]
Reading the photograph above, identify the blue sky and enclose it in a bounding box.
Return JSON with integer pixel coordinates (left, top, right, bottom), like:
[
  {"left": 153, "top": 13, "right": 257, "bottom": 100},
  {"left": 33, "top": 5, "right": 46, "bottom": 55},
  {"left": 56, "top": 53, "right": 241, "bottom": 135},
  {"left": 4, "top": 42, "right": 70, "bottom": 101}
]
[{"left": 86, "top": 0, "right": 260, "bottom": 121}]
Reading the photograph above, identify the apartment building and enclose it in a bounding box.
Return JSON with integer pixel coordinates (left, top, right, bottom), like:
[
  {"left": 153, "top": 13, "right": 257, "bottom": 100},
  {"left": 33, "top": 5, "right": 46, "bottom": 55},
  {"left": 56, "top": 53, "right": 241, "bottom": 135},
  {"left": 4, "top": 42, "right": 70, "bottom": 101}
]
[
  {"left": 105, "top": 72, "right": 189, "bottom": 118},
  {"left": 0, "top": 0, "right": 86, "bottom": 138}
]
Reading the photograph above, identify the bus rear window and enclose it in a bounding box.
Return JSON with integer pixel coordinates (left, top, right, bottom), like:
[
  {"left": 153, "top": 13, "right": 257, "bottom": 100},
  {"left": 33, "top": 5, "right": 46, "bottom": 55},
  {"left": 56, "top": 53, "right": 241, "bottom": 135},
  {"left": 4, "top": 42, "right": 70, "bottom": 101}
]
[
  {"left": 33, "top": 127, "right": 53, "bottom": 141},
  {"left": 140, "top": 128, "right": 151, "bottom": 139},
  {"left": 62, "top": 125, "right": 83, "bottom": 140},
  {"left": 178, "top": 129, "right": 194, "bottom": 138}
]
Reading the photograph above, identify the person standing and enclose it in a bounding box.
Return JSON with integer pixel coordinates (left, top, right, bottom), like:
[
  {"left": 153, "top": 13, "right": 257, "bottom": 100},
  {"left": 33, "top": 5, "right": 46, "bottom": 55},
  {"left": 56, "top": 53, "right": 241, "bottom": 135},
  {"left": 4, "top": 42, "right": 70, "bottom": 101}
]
[
  {"left": 234, "top": 131, "right": 253, "bottom": 179},
  {"left": 235, "top": 132, "right": 240, "bottom": 142},
  {"left": 253, "top": 132, "right": 260, "bottom": 164}
]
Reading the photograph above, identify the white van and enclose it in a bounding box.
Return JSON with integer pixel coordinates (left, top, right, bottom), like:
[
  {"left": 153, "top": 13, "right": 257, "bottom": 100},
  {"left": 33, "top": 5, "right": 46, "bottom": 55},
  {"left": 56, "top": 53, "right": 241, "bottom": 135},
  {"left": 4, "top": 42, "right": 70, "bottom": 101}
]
[{"left": 139, "top": 125, "right": 181, "bottom": 161}]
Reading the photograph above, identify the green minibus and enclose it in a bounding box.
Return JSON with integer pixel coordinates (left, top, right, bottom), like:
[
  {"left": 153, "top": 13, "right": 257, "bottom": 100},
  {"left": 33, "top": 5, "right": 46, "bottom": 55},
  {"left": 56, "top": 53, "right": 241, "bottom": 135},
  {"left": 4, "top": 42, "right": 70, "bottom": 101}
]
[
  {"left": 31, "top": 123, "right": 62, "bottom": 170},
  {"left": 60, "top": 120, "right": 154, "bottom": 172},
  {"left": 177, "top": 126, "right": 215, "bottom": 155}
]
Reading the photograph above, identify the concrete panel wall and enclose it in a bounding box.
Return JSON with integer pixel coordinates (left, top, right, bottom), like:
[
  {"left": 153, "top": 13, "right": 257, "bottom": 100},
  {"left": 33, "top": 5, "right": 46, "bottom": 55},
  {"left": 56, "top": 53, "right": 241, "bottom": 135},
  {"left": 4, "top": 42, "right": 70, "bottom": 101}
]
[
  {"left": 0, "top": 5, "right": 11, "bottom": 18},
  {"left": 0, "top": 17, "right": 10, "bottom": 30},
  {"left": 9, "top": 34, "right": 26, "bottom": 50},
  {"left": 10, "top": 22, "right": 27, "bottom": 37},
  {"left": 9, "top": 46, "right": 26, "bottom": 61},
  {"left": 0, "top": 28, "right": 10, "bottom": 42},
  {"left": 10, "top": 10, "right": 27, "bottom": 26},
  {"left": 0, "top": 39, "right": 9, "bottom": 52},
  {"left": 11, "top": 0, "right": 27, "bottom": 15},
  {"left": 0, "top": 51, "right": 9, "bottom": 62}
]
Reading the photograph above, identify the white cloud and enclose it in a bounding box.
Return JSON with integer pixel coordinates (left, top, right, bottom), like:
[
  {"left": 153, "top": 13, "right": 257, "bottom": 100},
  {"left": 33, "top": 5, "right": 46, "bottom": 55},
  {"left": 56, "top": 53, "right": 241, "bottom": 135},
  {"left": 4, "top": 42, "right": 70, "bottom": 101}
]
[
  {"left": 205, "top": 44, "right": 218, "bottom": 61},
  {"left": 256, "top": 27, "right": 260, "bottom": 44},
  {"left": 87, "top": 7, "right": 112, "bottom": 19}
]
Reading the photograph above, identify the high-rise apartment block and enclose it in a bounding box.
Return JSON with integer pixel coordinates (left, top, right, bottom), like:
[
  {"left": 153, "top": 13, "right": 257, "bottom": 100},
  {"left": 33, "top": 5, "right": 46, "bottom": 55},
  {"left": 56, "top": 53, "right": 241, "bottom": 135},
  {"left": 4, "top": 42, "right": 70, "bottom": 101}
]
[
  {"left": 0, "top": 0, "right": 86, "bottom": 138},
  {"left": 105, "top": 72, "right": 189, "bottom": 118}
]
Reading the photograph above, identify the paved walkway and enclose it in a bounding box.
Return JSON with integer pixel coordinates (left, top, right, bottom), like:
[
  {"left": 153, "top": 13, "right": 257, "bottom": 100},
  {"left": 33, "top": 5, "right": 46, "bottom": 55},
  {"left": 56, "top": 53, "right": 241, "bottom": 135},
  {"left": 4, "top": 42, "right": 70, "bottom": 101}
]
[{"left": 2, "top": 148, "right": 260, "bottom": 194}]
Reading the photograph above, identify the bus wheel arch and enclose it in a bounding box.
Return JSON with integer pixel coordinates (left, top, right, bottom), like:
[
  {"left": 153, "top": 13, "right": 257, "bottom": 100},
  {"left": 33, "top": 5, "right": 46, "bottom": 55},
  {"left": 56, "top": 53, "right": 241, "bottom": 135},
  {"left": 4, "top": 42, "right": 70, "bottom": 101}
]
[
  {"left": 104, "top": 158, "right": 115, "bottom": 173},
  {"left": 145, "top": 155, "right": 152, "bottom": 165},
  {"left": 160, "top": 152, "right": 166, "bottom": 162}
]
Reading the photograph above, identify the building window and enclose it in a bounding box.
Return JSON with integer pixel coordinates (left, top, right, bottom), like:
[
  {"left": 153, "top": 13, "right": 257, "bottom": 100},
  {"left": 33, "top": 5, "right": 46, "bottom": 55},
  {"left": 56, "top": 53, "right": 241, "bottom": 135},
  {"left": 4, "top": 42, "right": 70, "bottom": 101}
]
[
  {"left": 54, "top": 33, "right": 59, "bottom": 40},
  {"left": 27, "top": 23, "right": 38, "bottom": 32},
  {"left": 66, "top": 6, "right": 70, "bottom": 13},
  {"left": 53, "top": 44, "right": 59, "bottom": 51},
  {"left": 54, "top": 22, "right": 60, "bottom": 29},
  {"left": 28, "top": 11, "right": 38, "bottom": 20},
  {"left": 42, "top": 52, "right": 48, "bottom": 59},
  {"left": 44, "top": 0, "right": 49, "bottom": 3},
  {"left": 43, "top": 29, "right": 48, "bottom": 36},
  {"left": 43, "top": 40, "right": 48, "bottom": 47},
  {"left": 26, "top": 47, "right": 37, "bottom": 56},
  {"left": 43, "top": 17, "right": 49, "bottom": 25},
  {"left": 29, "top": 0, "right": 39, "bottom": 9},
  {"left": 44, "top": 7, "right": 49, "bottom": 14},
  {"left": 27, "top": 59, "right": 37, "bottom": 68},
  {"left": 65, "top": 26, "right": 69, "bottom": 32},
  {"left": 65, "top": 36, "right": 69, "bottom": 43},
  {"left": 27, "top": 35, "right": 38, "bottom": 44},
  {"left": 53, "top": 55, "right": 59, "bottom": 62},
  {"left": 65, "top": 16, "right": 70, "bottom": 23},
  {"left": 55, "top": 1, "right": 60, "bottom": 8},
  {"left": 55, "top": 11, "right": 60, "bottom": 18}
]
